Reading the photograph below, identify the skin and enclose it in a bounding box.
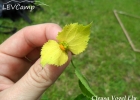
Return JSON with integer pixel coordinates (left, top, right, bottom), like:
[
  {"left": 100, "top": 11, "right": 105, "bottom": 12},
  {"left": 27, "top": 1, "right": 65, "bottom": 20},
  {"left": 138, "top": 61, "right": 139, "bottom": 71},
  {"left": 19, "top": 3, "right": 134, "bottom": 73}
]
[{"left": 0, "top": 23, "right": 71, "bottom": 100}]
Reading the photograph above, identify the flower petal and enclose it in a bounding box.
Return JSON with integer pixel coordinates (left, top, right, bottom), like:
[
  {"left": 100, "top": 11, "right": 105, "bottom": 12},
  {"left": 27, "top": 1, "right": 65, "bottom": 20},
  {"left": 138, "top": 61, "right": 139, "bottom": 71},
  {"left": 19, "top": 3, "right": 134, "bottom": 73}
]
[
  {"left": 57, "top": 23, "right": 92, "bottom": 55},
  {"left": 41, "top": 40, "right": 68, "bottom": 67}
]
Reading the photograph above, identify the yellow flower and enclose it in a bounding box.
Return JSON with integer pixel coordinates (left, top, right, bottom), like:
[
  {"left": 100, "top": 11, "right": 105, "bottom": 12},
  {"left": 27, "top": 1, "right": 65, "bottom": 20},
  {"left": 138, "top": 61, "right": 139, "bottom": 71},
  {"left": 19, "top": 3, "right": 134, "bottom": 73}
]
[{"left": 41, "top": 23, "right": 92, "bottom": 67}]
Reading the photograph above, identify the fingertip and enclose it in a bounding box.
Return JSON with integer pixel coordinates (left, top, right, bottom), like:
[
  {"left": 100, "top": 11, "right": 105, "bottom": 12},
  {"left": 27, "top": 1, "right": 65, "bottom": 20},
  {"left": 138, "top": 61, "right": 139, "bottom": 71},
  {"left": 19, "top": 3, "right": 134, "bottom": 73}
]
[{"left": 45, "top": 23, "right": 62, "bottom": 41}]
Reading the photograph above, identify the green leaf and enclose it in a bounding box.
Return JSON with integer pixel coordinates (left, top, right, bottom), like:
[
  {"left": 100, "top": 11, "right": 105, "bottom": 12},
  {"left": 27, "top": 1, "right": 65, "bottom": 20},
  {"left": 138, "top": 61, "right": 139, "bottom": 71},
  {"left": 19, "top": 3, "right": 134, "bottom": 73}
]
[
  {"left": 40, "top": 40, "right": 68, "bottom": 67},
  {"left": 74, "top": 94, "right": 90, "bottom": 100},
  {"left": 71, "top": 60, "right": 96, "bottom": 98},
  {"left": 57, "top": 23, "right": 92, "bottom": 55},
  {"left": 79, "top": 80, "right": 93, "bottom": 98}
]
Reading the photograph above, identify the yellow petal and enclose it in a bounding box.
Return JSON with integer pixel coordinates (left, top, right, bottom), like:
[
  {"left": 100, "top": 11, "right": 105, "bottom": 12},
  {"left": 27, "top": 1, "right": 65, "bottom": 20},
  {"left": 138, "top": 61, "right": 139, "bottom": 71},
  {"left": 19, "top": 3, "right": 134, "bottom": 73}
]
[
  {"left": 57, "top": 23, "right": 92, "bottom": 55},
  {"left": 41, "top": 40, "right": 68, "bottom": 67}
]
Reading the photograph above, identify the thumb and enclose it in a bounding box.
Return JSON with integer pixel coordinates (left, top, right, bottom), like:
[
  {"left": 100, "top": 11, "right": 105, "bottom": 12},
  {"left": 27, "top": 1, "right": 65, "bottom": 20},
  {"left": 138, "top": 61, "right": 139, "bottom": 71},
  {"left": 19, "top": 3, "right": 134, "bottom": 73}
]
[{"left": 2, "top": 54, "right": 71, "bottom": 100}]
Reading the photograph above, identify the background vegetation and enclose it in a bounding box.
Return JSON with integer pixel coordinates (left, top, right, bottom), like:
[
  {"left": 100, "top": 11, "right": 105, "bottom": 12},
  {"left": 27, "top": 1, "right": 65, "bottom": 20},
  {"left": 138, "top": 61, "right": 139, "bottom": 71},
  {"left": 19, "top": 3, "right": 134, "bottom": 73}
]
[{"left": 0, "top": 0, "right": 140, "bottom": 100}]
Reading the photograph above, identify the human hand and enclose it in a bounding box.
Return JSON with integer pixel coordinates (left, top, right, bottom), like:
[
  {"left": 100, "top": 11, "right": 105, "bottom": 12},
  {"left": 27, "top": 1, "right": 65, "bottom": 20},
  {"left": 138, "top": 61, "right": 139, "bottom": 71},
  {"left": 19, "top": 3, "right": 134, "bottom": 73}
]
[{"left": 0, "top": 23, "right": 71, "bottom": 100}]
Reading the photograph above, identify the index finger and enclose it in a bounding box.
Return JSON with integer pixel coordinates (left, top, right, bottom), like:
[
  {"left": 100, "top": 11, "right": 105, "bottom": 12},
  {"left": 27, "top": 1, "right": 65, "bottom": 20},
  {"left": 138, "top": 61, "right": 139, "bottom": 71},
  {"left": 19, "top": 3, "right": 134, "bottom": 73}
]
[{"left": 0, "top": 23, "right": 62, "bottom": 57}]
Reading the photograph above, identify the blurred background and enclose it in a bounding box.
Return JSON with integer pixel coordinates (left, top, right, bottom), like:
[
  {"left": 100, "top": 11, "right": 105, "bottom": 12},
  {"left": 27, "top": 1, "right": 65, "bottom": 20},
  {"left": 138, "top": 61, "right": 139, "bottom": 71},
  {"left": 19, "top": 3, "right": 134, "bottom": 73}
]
[{"left": 0, "top": 0, "right": 140, "bottom": 100}]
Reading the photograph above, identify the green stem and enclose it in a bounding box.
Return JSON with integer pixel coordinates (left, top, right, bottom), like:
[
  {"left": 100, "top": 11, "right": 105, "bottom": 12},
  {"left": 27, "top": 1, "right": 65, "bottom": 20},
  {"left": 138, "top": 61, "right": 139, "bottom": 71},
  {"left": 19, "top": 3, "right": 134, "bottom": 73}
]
[
  {"left": 71, "top": 59, "right": 76, "bottom": 69},
  {"left": 71, "top": 59, "right": 96, "bottom": 97}
]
